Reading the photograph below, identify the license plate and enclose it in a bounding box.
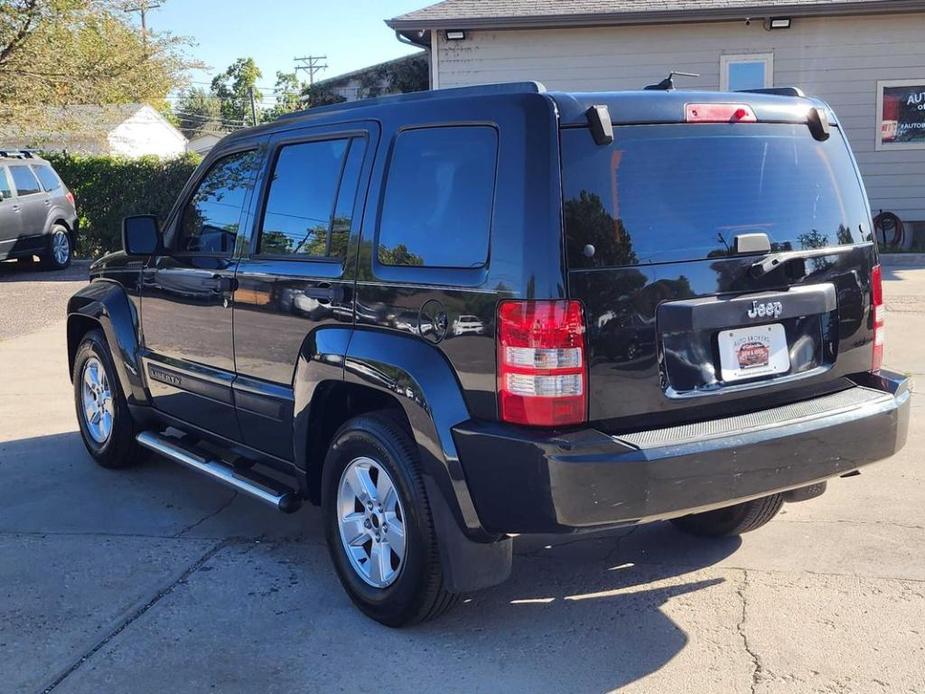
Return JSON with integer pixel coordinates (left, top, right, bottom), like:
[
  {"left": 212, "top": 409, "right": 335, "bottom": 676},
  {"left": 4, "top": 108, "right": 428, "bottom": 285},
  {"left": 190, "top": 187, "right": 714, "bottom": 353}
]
[{"left": 718, "top": 324, "right": 790, "bottom": 382}]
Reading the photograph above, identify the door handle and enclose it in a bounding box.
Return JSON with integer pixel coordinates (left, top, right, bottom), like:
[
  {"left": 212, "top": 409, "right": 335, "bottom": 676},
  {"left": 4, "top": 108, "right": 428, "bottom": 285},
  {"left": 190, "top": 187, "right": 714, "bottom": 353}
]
[
  {"left": 210, "top": 275, "right": 237, "bottom": 293},
  {"left": 302, "top": 284, "right": 342, "bottom": 304}
]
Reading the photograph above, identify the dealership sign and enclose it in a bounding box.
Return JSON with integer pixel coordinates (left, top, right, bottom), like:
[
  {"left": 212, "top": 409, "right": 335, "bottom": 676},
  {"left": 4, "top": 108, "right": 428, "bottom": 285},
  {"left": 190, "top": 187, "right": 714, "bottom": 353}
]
[{"left": 878, "top": 80, "right": 925, "bottom": 150}]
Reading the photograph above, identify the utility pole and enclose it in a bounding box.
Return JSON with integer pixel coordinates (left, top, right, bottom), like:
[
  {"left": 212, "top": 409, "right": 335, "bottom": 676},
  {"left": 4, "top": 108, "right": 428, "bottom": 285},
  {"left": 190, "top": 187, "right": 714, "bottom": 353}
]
[
  {"left": 248, "top": 87, "right": 258, "bottom": 127},
  {"left": 123, "top": 1, "right": 162, "bottom": 48},
  {"left": 294, "top": 56, "right": 328, "bottom": 87}
]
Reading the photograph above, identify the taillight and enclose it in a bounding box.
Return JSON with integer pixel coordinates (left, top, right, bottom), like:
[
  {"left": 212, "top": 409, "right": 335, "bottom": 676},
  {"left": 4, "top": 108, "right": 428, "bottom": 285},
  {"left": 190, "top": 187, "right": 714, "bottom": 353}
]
[
  {"left": 685, "top": 103, "right": 757, "bottom": 123},
  {"left": 871, "top": 264, "right": 884, "bottom": 372},
  {"left": 65, "top": 191, "right": 75, "bottom": 207},
  {"left": 497, "top": 300, "right": 587, "bottom": 427}
]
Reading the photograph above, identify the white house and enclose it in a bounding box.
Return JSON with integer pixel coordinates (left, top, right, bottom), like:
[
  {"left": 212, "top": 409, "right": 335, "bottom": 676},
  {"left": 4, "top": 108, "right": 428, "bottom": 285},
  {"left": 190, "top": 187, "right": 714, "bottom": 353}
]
[
  {"left": 388, "top": 0, "right": 925, "bottom": 245},
  {"left": 187, "top": 132, "right": 223, "bottom": 156},
  {"left": 2, "top": 103, "right": 187, "bottom": 158}
]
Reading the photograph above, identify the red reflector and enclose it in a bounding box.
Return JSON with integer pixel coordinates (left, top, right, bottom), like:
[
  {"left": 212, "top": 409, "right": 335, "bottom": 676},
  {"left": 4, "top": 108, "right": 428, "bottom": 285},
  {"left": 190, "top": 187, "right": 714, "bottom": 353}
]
[
  {"left": 871, "top": 264, "right": 885, "bottom": 372},
  {"left": 497, "top": 300, "right": 587, "bottom": 427},
  {"left": 685, "top": 103, "right": 758, "bottom": 123},
  {"left": 65, "top": 191, "right": 75, "bottom": 207}
]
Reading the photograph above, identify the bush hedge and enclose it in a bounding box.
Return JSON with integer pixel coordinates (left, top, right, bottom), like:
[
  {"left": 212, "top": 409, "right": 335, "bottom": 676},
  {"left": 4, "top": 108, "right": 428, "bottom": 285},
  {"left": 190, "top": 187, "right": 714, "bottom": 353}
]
[{"left": 42, "top": 151, "right": 201, "bottom": 258}]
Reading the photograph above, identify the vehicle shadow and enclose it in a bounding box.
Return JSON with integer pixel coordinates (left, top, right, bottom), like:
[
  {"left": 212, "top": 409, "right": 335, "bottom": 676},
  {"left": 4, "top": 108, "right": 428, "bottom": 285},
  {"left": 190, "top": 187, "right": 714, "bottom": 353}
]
[
  {"left": 0, "top": 258, "right": 90, "bottom": 282},
  {"left": 0, "top": 430, "right": 741, "bottom": 692}
]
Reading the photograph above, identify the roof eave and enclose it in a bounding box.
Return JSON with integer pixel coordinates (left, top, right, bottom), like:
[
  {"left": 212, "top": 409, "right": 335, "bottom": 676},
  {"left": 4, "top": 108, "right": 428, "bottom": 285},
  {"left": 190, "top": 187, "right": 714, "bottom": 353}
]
[{"left": 386, "top": 0, "right": 925, "bottom": 32}]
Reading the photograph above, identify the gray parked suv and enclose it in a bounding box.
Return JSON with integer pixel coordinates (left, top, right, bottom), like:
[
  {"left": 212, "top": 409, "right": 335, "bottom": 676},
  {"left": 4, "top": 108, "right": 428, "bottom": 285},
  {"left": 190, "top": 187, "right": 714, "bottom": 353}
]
[{"left": 0, "top": 151, "right": 77, "bottom": 269}]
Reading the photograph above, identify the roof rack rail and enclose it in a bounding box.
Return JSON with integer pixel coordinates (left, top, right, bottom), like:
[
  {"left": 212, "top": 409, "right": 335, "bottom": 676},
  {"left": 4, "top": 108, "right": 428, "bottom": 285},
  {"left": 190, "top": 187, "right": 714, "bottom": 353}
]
[
  {"left": 276, "top": 81, "right": 547, "bottom": 122},
  {"left": 738, "top": 87, "right": 806, "bottom": 98},
  {"left": 0, "top": 149, "right": 36, "bottom": 159}
]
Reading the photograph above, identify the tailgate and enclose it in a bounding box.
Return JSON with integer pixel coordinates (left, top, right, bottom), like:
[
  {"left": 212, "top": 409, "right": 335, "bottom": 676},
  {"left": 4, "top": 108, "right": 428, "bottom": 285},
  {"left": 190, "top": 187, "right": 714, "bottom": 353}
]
[{"left": 561, "top": 120, "right": 879, "bottom": 431}]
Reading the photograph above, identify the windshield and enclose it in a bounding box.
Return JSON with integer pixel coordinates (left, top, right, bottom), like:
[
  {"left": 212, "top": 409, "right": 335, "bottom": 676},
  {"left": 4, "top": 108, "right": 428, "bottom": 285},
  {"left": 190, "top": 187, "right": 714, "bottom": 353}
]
[{"left": 561, "top": 123, "right": 872, "bottom": 268}]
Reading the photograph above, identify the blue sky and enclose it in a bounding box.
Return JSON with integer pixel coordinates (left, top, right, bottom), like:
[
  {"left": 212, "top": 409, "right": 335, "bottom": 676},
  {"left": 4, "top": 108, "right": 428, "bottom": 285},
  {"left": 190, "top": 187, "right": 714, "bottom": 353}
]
[{"left": 141, "top": 0, "right": 428, "bottom": 98}]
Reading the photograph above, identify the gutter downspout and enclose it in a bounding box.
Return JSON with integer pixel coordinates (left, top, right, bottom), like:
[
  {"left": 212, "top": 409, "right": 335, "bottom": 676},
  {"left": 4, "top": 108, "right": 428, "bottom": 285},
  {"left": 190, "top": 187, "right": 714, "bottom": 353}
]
[{"left": 395, "top": 29, "right": 437, "bottom": 90}]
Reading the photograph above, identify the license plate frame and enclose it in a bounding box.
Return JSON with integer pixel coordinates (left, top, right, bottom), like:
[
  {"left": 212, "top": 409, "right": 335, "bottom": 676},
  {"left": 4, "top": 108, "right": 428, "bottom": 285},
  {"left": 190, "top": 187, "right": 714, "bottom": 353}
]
[{"left": 718, "top": 323, "right": 791, "bottom": 382}]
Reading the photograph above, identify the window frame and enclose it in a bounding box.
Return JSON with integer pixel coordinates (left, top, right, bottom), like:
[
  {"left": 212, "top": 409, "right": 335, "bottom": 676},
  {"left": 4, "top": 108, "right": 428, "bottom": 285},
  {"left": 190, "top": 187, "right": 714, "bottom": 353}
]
[
  {"left": 0, "top": 166, "right": 12, "bottom": 200},
  {"left": 720, "top": 53, "right": 774, "bottom": 92},
  {"left": 169, "top": 146, "right": 261, "bottom": 258},
  {"left": 372, "top": 123, "right": 500, "bottom": 279},
  {"left": 252, "top": 131, "right": 366, "bottom": 263},
  {"left": 876, "top": 79, "right": 925, "bottom": 152},
  {"left": 8, "top": 164, "right": 43, "bottom": 197}
]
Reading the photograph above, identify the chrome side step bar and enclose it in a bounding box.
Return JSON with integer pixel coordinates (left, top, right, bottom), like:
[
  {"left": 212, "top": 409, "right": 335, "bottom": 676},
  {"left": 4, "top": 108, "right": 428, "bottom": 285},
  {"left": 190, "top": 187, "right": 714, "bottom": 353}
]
[{"left": 136, "top": 431, "right": 302, "bottom": 513}]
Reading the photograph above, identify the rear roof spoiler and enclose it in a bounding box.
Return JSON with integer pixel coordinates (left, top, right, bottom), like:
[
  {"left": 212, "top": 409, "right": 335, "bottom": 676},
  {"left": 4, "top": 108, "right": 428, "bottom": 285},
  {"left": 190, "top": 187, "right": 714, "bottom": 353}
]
[{"left": 738, "top": 87, "right": 806, "bottom": 98}]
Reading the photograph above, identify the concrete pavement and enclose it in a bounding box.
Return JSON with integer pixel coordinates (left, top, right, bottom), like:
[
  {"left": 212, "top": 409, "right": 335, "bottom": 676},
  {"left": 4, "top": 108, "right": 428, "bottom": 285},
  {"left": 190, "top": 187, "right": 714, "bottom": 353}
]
[{"left": 0, "top": 265, "right": 923, "bottom": 693}]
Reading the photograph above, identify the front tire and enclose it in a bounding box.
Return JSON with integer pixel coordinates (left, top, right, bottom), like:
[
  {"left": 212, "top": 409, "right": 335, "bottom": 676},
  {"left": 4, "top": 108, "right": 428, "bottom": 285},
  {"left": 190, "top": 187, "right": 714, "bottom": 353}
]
[
  {"left": 73, "top": 329, "right": 138, "bottom": 469},
  {"left": 322, "top": 413, "right": 460, "bottom": 627},
  {"left": 41, "top": 225, "right": 72, "bottom": 270},
  {"left": 670, "top": 494, "right": 784, "bottom": 537}
]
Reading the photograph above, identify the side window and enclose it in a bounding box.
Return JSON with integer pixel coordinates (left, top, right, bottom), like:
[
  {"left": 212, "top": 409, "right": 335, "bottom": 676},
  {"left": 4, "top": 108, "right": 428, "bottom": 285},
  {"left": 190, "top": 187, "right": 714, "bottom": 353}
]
[
  {"left": 258, "top": 137, "right": 364, "bottom": 258},
  {"left": 377, "top": 126, "right": 497, "bottom": 268},
  {"left": 0, "top": 168, "right": 11, "bottom": 200},
  {"left": 177, "top": 150, "right": 259, "bottom": 255},
  {"left": 9, "top": 165, "right": 42, "bottom": 196},
  {"left": 32, "top": 165, "right": 62, "bottom": 192}
]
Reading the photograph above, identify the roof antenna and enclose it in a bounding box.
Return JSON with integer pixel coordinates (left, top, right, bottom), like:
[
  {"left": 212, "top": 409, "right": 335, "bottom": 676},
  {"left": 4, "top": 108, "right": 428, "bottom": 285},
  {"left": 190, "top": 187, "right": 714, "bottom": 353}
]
[{"left": 644, "top": 71, "right": 700, "bottom": 91}]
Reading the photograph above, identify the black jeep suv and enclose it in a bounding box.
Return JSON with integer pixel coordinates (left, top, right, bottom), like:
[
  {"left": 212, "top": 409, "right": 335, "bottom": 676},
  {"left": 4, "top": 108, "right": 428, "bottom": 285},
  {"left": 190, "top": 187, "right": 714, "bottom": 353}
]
[{"left": 66, "top": 82, "right": 910, "bottom": 626}]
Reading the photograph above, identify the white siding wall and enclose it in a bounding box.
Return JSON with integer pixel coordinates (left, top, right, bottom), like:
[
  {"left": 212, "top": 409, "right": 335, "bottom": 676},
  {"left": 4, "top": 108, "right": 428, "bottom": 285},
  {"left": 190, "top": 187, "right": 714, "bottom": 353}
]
[
  {"left": 435, "top": 13, "right": 925, "bottom": 222},
  {"left": 107, "top": 106, "right": 187, "bottom": 158}
]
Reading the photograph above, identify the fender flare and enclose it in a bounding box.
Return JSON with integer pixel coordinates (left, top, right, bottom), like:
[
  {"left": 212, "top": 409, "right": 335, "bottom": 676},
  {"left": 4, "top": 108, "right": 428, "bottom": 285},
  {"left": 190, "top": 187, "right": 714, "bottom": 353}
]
[
  {"left": 292, "top": 326, "right": 487, "bottom": 538},
  {"left": 66, "top": 280, "right": 149, "bottom": 406},
  {"left": 342, "top": 328, "right": 485, "bottom": 536}
]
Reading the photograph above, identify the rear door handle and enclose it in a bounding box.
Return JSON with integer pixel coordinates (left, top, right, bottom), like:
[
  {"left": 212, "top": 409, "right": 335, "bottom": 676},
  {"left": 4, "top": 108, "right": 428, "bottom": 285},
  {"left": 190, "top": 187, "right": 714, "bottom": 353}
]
[
  {"left": 303, "top": 284, "right": 342, "bottom": 304},
  {"left": 211, "top": 274, "right": 237, "bottom": 293}
]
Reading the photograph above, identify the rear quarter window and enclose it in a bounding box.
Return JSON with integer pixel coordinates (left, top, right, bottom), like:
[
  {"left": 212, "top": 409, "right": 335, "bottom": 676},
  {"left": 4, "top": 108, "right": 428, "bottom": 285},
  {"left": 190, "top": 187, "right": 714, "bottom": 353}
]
[
  {"left": 377, "top": 126, "right": 498, "bottom": 268},
  {"left": 32, "top": 164, "right": 62, "bottom": 192},
  {"left": 562, "top": 123, "right": 871, "bottom": 268}
]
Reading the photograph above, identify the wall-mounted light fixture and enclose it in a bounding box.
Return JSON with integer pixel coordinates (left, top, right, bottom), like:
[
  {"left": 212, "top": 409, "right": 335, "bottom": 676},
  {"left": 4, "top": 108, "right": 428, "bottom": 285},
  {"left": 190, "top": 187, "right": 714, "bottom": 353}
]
[
  {"left": 445, "top": 30, "right": 467, "bottom": 40},
  {"left": 765, "top": 16, "right": 792, "bottom": 30}
]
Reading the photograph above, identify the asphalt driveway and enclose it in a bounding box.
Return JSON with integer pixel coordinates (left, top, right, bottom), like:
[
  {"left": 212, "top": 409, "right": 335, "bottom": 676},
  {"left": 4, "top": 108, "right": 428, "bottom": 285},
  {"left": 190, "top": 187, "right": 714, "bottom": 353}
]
[{"left": 0, "top": 261, "right": 923, "bottom": 693}]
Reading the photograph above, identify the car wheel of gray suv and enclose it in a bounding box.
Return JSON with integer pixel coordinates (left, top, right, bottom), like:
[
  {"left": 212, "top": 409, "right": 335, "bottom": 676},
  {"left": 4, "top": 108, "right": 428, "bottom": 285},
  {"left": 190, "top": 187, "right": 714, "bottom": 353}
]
[
  {"left": 670, "top": 494, "right": 784, "bottom": 537},
  {"left": 322, "top": 412, "right": 461, "bottom": 627},
  {"left": 41, "top": 225, "right": 72, "bottom": 270}
]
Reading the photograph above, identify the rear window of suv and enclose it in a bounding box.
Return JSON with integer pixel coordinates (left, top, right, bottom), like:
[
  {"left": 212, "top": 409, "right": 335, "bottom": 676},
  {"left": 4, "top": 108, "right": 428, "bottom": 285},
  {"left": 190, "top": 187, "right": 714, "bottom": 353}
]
[
  {"left": 561, "top": 123, "right": 872, "bottom": 268},
  {"left": 32, "top": 164, "right": 62, "bottom": 192}
]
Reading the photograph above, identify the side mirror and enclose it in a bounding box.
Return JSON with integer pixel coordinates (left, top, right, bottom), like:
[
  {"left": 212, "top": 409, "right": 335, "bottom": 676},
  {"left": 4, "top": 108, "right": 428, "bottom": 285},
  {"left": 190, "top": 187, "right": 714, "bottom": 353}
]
[{"left": 122, "top": 215, "right": 162, "bottom": 255}]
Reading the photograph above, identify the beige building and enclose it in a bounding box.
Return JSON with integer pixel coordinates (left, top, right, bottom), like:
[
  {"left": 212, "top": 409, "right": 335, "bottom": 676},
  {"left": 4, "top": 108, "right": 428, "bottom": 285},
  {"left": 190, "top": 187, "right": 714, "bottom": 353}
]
[{"left": 389, "top": 0, "right": 925, "bottom": 245}]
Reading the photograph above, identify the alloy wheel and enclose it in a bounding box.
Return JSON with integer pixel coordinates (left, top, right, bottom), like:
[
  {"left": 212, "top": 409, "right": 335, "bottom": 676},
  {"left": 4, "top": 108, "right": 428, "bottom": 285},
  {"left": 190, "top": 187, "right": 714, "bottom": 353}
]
[
  {"left": 81, "top": 356, "right": 114, "bottom": 443},
  {"left": 336, "top": 456, "right": 407, "bottom": 588}
]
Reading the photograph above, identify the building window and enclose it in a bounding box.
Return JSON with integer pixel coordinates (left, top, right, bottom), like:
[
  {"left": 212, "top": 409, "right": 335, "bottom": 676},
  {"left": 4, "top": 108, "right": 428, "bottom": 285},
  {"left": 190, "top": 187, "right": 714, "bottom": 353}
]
[
  {"left": 877, "top": 80, "right": 925, "bottom": 151},
  {"left": 721, "top": 53, "right": 773, "bottom": 92}
]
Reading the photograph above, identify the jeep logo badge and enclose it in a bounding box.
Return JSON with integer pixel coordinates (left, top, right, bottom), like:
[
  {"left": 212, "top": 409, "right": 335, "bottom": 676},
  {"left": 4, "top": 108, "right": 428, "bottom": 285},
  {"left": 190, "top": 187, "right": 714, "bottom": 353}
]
[{"left": 747, "top": 300, "right": 783, "bottom": 320}]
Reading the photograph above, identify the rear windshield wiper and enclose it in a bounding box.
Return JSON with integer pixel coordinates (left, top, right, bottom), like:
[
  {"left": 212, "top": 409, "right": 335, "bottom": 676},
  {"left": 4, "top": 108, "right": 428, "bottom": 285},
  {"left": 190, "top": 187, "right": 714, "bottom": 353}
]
[{"left": 749, "top": 246, "right": 851, "bottom": 279}]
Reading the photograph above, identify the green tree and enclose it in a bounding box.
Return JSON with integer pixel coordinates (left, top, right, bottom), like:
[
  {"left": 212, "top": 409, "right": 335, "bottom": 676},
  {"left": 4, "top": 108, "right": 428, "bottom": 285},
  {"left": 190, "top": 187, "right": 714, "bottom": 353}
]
[
  {"left": 261, "top": 71, "right": 304, "bottom": 122},
  {"left": 210, "top": 56, "right": 262, "bottom": 125},
  {"left": 0, "top": 0, "right": 195, "bottom": 128},
  {"left": 174, "top": 86, "right": 222, "bottom": 138}
]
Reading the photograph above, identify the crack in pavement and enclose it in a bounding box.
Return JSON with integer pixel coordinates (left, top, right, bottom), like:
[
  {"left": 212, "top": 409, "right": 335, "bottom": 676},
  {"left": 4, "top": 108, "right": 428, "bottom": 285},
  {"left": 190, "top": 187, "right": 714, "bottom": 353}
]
[
  {"left": 41, "top": 538, "right": 236, "bottom": 693},
  {"left": 777, "top": 518, "right": 925, "bottom": 531},
  {"left": 175, "top": 491, "right": 239, "bottom": 538},
  {"left": 737, "top": 569, "right": 764, "bottom": 694}
]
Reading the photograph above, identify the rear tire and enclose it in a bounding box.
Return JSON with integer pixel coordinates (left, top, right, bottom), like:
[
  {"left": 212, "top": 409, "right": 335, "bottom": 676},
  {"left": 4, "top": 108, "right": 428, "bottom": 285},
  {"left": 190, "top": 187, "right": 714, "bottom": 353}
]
[
  {"left": 41, "top": 225, "right": 72, "bottom": 270},
  {"left": 73, "top": 329, "right": 139, "bottom": 469},
  {"left": 670, "top": 494, "right": 784, "bottom": 537},
  {"left": 322, "top": 412, "right": 460, "bottom": 627}
]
